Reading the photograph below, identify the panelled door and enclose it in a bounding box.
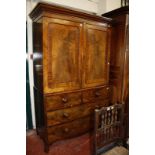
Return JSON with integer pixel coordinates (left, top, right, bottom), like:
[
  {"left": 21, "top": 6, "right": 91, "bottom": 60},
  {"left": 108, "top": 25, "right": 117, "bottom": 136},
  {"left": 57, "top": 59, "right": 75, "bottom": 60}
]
[
  {"left": 43, "top": 18, "right": 82, "bottom": 93},
  {"left": 82, "top": 23, "right": 110, "bottom": 88}
]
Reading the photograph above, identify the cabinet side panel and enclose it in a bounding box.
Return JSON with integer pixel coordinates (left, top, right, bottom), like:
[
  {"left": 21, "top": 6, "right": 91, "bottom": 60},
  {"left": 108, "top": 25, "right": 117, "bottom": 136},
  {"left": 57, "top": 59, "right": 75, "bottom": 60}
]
[
  {"left": 122, "top": 15, "right": 129, "bottom": 103},
  {"left": 33, "top": 22, "right": 43, "bottom": 91},
  {"left": 33, "top": 87, "right": 44, "bottom": 129},
  {"left": 33, "top": 22, "right": 45, "bottom": 130}
]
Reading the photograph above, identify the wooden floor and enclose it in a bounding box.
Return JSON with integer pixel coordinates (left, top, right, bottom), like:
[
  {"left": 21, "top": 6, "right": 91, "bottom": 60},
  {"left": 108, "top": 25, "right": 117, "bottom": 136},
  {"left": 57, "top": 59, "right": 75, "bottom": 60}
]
[
  {"left": 26, "top": 130, "right": 94, "bottom": 155},
  {"left": 26, "top": 130, "right": 129, "bottom": 155}
]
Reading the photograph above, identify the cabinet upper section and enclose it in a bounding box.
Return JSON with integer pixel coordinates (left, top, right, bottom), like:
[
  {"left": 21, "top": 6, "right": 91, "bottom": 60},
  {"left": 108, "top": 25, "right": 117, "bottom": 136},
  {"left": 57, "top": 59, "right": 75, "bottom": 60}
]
[
  {"left": 29, "top": 2, "right": 112, "bottom": 24},
  {"left": 31, "top": 2, "right": 112, "bottom": 94}
]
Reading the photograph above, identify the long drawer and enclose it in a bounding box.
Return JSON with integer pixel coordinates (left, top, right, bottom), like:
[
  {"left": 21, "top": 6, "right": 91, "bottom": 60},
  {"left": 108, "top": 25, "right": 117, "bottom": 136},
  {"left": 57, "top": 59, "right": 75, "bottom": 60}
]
[
  {"left": 45, "top": 92, "right": 82, "bottom": 111},
  {"left": 47, "top": 116, "right": 92, "bottom": 143},
  {"left": 46, "top": 99, "right": 110, "bottom": 126},
  {"left": 47, "top": 103, "right": 93, "bottom": 126},
  {"left": 82, "top": 86, "right": 111, "bottom": 103}
]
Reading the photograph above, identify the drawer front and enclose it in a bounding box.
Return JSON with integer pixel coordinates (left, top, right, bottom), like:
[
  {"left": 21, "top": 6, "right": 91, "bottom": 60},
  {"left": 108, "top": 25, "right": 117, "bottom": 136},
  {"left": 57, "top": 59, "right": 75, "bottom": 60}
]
[
  {"left": 94, "top": 99, "right": 110, "bottom": 109},
  {"left": 82, "top": 86, "right": 111, "bottom": 103},
  {"left": 47, "top": 103, "right": 94, "bottom": 126},
  {"left": 47, "top": 116, "right": 92, "bottom": 143},
  {"left": 45, "top": 92, "right": 82, "bottom": 111}
]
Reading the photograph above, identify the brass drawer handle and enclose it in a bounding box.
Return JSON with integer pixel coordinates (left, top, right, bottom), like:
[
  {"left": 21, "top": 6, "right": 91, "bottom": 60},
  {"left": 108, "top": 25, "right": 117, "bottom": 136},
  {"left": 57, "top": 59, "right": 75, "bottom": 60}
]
[
  {"left": 63, "top": 112, "right": 69, "bottom": 118},
  {"left": 64, "top": 128, "right": 69, "bottom": 133},
  {"left": 95, "top": 92, "right": 101, "bottom": 97},
  {"left": 62, "top": 97, "right": 68, "bottom": 103}
]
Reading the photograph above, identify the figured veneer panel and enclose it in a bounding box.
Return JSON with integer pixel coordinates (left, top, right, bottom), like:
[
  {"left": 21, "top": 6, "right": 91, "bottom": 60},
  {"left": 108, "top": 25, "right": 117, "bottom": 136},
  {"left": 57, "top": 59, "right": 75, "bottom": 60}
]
[
  {"left": 83, "top": 24, "right": 110, "bottom": 88},
  {"left": 43, "top": 18, "right": 82, "bottom": 93}
]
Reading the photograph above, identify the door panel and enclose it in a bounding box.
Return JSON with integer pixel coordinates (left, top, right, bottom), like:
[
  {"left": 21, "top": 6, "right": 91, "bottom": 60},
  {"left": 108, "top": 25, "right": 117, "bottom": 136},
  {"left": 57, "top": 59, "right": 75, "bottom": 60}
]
[
  {"left": 83, "top": 24, "right": 109, "bottom": 88},
  {"left": 43, "top": 18, "right": 82, "bottom": 93}
]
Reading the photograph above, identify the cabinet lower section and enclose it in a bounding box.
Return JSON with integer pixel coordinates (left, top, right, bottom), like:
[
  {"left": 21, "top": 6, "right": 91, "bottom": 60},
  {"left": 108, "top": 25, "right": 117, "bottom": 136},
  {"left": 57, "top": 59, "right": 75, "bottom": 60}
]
[
  {"left": 35, "top": 86, "right": 112, "bottom": 152},
  {"left": 37, "top": 116, "right": 93, "bottom": 152}
]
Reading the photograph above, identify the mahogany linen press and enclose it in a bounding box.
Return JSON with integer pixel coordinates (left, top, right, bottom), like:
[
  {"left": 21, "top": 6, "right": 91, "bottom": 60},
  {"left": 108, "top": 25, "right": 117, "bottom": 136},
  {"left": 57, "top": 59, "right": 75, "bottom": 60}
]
[{"left": 29, "top": 2, "right": 113, "bottom": 152}]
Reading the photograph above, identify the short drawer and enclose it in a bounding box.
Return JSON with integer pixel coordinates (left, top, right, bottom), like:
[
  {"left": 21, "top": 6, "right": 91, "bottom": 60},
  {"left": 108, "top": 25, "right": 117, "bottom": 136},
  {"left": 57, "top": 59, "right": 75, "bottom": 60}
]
[
  {"left": 45, "top": 92, "right": 82, "bottom": 111},
  {"left": 47, "top": 116, "right": 92, "bottom": 143},
  {"left": 47, "top": 103, "right": 94, "bottom": 126},
  {"left": 82, "top": 86, "right": 111, "bottom": 103},
  {"left": 94, "top": 99, "right": 110, "bottom": 109}
]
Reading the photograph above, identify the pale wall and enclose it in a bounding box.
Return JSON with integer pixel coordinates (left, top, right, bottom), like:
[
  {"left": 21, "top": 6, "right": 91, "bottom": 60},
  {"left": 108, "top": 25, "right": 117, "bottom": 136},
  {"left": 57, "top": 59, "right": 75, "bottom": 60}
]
[
  {"left": 28, "top": 0, "right": 98, "bottom": 14},
  {"left": 98, "top": 0, "right": 121, "bottom": 15},
  {"left": 106, "top": 0, "right": 121, "bottom": 12},
  {"left": 97, "top": 0, "right": 106, "bottom": 15}
]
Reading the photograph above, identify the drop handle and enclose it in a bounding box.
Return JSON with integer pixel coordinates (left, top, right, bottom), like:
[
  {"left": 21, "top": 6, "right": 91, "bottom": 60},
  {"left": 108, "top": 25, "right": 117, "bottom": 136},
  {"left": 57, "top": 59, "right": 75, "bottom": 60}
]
[
  {"left": 95, "top": 92, "right": 101, "bottom": 97},
  {"left": 63, "top": 112, "right": 69, "bottom": 118},
  {"left": 62, "top": 97, "right": 68, "bottom": 103}
]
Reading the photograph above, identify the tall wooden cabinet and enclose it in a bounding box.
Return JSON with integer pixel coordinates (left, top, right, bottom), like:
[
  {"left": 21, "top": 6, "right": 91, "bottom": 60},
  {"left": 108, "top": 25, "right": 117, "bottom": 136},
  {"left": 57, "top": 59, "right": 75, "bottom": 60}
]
[
  {"left": 103, "top": 6, "right": 129, "bottom": 104},
  {"left": 30, "top": 2, "right": 112, "bottom": 152},
  {"left": 102, "top": 6, "right": 129, "bottom": 140}
]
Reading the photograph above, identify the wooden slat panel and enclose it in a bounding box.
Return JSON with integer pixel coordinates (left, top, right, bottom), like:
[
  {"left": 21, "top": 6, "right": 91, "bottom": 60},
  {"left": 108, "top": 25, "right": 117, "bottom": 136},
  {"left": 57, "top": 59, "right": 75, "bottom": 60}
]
[{"left": 94, "top": 104, "right": 124, "bottom": 150}]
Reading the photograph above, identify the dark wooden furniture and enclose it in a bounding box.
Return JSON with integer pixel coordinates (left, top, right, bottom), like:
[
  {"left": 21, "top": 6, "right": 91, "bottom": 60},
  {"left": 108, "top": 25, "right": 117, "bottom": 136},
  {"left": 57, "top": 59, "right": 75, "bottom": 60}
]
[
  {"left": 94, "top": 104, "right": 128, "bottom": 155},
  {"left": 102, "top": 6, "right": 129, "bottom": 140},
  {"left": 29, "top": 2, "right": 113, "bottom": 152}
]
